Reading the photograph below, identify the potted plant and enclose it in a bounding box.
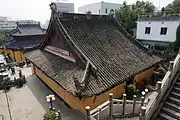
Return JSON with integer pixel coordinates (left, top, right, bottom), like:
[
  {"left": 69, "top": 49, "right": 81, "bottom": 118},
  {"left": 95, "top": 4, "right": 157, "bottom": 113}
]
[{"left": 43, "top": 110, "right": 57, "bottom": 120}]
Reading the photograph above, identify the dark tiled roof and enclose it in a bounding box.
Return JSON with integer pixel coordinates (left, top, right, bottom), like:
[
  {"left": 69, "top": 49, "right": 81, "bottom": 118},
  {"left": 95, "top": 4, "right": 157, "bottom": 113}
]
[
  {"left": 26, "top": 13, "right": 161, "bottom": 97},
  {"left": 10, "top": 24, "right": 46, "bottom": 36},
  {"left": 26, "top": 50, "right": 113, "bottom": 96},
  {"left": 138, "top": 16, "right": 180, "bottom": 21},
  {"left": 25, "top": 50, "right": 84, "bottom": 94},
  {"left": 5, "top": 39, "right": 41, "bottom": 50},
  {"left": 60, "top": 19, "right": 160, "bottom": 80}
]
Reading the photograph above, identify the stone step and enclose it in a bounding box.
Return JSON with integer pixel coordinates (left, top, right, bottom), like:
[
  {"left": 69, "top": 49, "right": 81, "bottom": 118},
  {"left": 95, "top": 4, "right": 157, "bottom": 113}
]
[
  {"left": 158, "top": 112, "right": 177, "bottom": 120},
  {"left": 155, "top": 118, "right": 161, "bottom": 120},
  {"left": 165, "top": 102, "right": 180, "bottom": 113},
  {"left": 168, "top": 96, "right": 180, "bottom": 105},
  {"left": 114, "top": 117, "right": 139, "bottom": 120},
  {"left": 162, "top": 106, "right": 180, "bottom": 119},
  {"left": 170, "top": 91, "right": 180, "bottom": 99},
  {"left": 156, "top": 118, "right": 162, "bottom": 120},
  {"left": 173, "top": 87, "right": 180, "bottom": 93},
  {"left": 175, "top": 82, "right": 180, "bottom": 87}
]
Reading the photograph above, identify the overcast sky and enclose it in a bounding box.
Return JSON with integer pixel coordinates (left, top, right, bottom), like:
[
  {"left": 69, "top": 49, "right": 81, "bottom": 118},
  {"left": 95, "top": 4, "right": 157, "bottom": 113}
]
[{"left": 0, "top": 0, "right": 174, "bottom": 23}]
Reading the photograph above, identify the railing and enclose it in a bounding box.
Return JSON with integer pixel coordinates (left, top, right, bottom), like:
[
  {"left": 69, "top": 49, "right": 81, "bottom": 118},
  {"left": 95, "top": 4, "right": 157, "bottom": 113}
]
[
  {"left": 86, "top": 93, "right": 149, "bottom": 120},
  {"left": 85, "top": 51, "right": 180, "bottom": 120},
  {"left": 140, "top": 50, "right": 180, "bottom": 120}
]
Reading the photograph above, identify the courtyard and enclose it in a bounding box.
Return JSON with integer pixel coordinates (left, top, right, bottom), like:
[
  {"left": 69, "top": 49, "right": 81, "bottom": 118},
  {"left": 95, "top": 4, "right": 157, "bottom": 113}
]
[{"left": 0, "top": 67, "right": 84, "bottom": 120}]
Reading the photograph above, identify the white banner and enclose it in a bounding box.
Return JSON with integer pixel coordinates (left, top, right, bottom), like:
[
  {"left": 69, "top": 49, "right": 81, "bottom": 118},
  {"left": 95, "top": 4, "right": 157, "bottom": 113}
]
[{"left": 44, "top": 45, "right": 76, "bottom": 62}]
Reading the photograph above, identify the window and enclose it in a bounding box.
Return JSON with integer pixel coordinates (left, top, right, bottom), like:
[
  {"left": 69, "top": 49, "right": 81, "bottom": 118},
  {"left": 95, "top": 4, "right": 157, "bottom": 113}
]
[
  {"left": 145, "top": 27, "right": 151, "bottom": 34},
  {"left": 105, "top": 9, "right": 107, "bottom": 13},
  {"left": 160, "top": 27, "right": 167, "bottom": 35}
]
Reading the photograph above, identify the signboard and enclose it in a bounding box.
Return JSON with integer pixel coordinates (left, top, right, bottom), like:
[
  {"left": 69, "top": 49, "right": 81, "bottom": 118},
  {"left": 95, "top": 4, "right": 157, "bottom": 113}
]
[{"left": 44, "top": 45, "right": 76, "bottom": 62}]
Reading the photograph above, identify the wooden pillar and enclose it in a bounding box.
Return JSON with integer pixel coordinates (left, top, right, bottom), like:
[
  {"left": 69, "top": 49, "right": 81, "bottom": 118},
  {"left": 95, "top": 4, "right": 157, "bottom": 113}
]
[
  {"left": 133, "top": 95, "right": 137, "bottom": 115},
  {"left": 156, "top": 81, "right": 162, "bottom": 91},
  {"left": 139, "top": 106, "right": 146, "bottom": 120},
  {"left": 109, "top": 93, "right": 113, "bottom": 119},
  {"left": 85, "top": 106, "right": 91, "bottom": 120},
  {"left": 12, "top": 50, "right": 15, "bottom": 61},
  {"left": 122, "top": 94, "right": 127, "bottom": 115}
]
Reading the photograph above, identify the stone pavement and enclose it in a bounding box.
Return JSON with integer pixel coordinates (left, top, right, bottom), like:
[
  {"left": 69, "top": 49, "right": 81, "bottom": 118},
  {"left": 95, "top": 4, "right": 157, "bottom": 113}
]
[
  {"left": 7, "top": 86, "right": 45, "bottom": 120},
  {"left": 26, "top": 74, "right": 84, "bottom": 120},
  {"left": 0, "top": 91, "right": 11, "bottom": 120},
  {"left": 23, "top": 67, "right": 84, "bottom": 120},
  {"left": 0, "top": 86, "right": 45, "bottom": 120}
]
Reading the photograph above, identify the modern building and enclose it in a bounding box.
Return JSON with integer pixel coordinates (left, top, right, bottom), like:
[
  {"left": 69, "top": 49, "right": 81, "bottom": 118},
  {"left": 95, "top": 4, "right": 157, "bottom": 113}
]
[
  {"left": 6, "top": 20, "right": 46, "bottom": 50},
  {"left": 136, "top": 16, "right": 180, "bottom": 45},
  {"left": 0, "top": 16, "right": 8, "bottom": 21},
  {"left": 55, "top": 2, "right": 74, "bottom": 13},
  {"left": 25, "top": 3, "right": 161, "bottom": 112},
  {"left": 78, "top": 1, "right": 122, "bottom": 15},
  {"left": 0, "top": 21, "right": 17, "bottom": 30}
]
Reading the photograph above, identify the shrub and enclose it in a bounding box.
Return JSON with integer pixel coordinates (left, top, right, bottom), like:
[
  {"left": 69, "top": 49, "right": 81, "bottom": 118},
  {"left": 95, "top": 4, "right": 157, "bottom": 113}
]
[
  {"left": 16, "top": 76, "right": 26, "bottom": 88},
  {"left": 126, "top": 84, "right": 136, "bottom": 100},
  {"left": 43, "top": 110, "right": 56, "bottom": 120},
  {"left": 174, "top": 24, "right": 180, "bottom": 51},
  {"left": 154, "top": 44, "right": 169, "bottom": 51}
]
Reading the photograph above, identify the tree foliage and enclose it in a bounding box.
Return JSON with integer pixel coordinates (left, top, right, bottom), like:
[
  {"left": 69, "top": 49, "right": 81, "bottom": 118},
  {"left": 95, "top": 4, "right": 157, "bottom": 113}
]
[
  {"left": 126, "top": 84, "right": 136, "bottom": 100},
  {"left": 174, "top": 24, "right": 180, "bottom": 50},
  {"left": 0, "top": 32, "right": 6, "bottom": 40},
  {"left": 116, "top": 0, "right": 155, "bottom": 32},
  {"left": 165, "top": 0, "right": 180, "bottom": 15}
]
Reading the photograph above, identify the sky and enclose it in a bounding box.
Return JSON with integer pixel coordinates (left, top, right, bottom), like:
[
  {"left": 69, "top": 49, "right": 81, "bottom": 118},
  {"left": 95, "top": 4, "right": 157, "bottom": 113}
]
[{"left": 0, "top": 0, "right": 174, "bottom": 23}]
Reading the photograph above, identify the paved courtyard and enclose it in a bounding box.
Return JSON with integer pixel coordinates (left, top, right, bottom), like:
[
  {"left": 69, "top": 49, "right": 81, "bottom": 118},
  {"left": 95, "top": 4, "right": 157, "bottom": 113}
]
[{"left": 0, "top": 67, "right": 84, "bottom": 120}]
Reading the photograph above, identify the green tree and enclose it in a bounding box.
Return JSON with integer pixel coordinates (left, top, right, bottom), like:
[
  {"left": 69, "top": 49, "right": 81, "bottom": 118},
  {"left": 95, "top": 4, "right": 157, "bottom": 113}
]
[
  {"left": 173, "top": 0, "right": 180, "bottom": 12},
  {"left": 43, "top": 110, "right": 56, "bottom": 120},
  {"left": 125, "top": 84, "right": 136, "bottom": 100},
  {"left": 165, "top": 0, "right": 180, "bottom": 16},
  {"left": 174, "top": 24, "right": 180, "bottom": 51},
  {"left": 116, "top": 2, "right": 136, "bottom": 31},
  {"left": 0, "top": 32, "right": 6, "bottom": 40},
  {"left": 116, "top": 0, "right": 155, "bottom": 32}
]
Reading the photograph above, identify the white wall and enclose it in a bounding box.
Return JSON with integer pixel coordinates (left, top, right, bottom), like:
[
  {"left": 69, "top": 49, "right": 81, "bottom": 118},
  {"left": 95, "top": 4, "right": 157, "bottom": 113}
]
[
  {"left": 136, "top": 21, "right": 180, "bottom": 42},
  {"left": 101, "top": 2, "right": 122, "bottom": 15},
  {"left": 78, "top": 2, "right": 101, "bottom": 14},
  {"left": 78, "top": 2, "right": 122, "bottom": 15},
  {"left": 56, "top": 3, "right": 74, "bottom": 13}
]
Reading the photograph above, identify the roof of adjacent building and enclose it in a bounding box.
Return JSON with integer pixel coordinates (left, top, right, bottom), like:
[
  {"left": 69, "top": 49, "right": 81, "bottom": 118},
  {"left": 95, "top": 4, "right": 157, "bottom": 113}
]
[
  {"left": 9, "top": 22, "right": 46, "bottom": 36},
  {"left": 138, "top": 16, "right": 180, "bottom": 22},
  {"left": 25, "top": 5, "right": 161, "bottom": 97},
  {"left": 6, "top": 22, "right": 46, "bottom": 50},
  {"left": 5, "top": 39, "right": 41, "bottom": 50}
]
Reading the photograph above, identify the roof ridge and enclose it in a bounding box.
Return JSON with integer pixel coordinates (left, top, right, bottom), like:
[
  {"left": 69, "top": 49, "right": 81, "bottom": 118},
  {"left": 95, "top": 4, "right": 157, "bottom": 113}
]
[{"left": 55, "top": 13, "right": 97, "bottom": 70}]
